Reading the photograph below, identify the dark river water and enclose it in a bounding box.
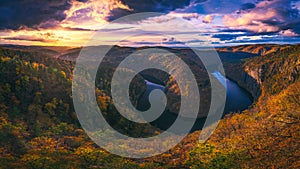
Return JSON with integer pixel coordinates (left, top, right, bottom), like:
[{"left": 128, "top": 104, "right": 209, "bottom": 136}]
[{"left": 137, "top": 72, "right": 253, "bottom": 132}]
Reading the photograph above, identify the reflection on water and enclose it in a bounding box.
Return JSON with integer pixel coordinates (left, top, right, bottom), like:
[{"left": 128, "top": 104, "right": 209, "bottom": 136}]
[{"left": 137, "top": 72, "right": 253, "bottom": 133}]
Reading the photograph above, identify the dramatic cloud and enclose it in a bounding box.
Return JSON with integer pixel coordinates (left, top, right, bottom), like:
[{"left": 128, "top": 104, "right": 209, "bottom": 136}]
[
  {"left": 61, "top": 0, "right": 131, "bottom": 29},
  {"left": 240, "top": 3, "right": 256, "bottom": 11},
  {"left": 175, "top": 0, "right": 255, "bottom": 14},
  {"left": 162, "top": 37, "right": 185, "bottom": 45},
  {"left": 0, "top": 0, "right": 133, "bottom": 30},
  {"left": 203, "top": 15, "right": 214, "bottom": 23},
  {"left": 107, "top": 0, "right": 191, "bottom": 21},
  {"left": 279, "top": 29, "right": 298, "bottom": 37},
  {"left": 0, "top": 27, "right": 94, "bottom": 46},
  {"left": 168, "top": 13, "right": 200, "bottom": 20},
  {"left": 1, "top": 0, "right": 300, "bottom": 46},
  {"left": 0, "top": 0, "right": 72, "bottom": 30},
  {"left": 223, "top": 0, "right": 300, "bottom": 35},
  {"left": 2, "top": 35, "right": 55, "bottom": 43}
]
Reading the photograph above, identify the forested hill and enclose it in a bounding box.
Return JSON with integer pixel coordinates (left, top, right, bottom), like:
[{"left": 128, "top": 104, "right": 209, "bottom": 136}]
[
  {"left": 0, "top": 44, "right": 299, "bottom": 168},
  {"left": 217, "top": 44, "right": 291, "bottom": 56},
  {"left": 189, "top": 44, "right": 300, "bottom": 168}
]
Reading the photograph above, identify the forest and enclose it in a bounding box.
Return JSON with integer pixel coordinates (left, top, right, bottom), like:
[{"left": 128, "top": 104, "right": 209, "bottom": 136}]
[{"left": 0, "top": 44, "right": 299, "bottom": 168}]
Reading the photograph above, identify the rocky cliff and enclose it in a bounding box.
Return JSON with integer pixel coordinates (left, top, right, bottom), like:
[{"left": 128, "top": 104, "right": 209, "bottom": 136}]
[
  {"left": 223, "top": 63, "right": 261, "bottom": 100},
  {"left": 244, "top": 45, "right": 300, "bottom": 96},
  {"left": 223, "top": 44, "right": 300, "bottom": 100}
]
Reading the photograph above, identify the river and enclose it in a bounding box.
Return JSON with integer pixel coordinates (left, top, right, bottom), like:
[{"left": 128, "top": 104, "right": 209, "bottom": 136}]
[{"left": 136, "top": 72, "right": 253, "bottom": 132}]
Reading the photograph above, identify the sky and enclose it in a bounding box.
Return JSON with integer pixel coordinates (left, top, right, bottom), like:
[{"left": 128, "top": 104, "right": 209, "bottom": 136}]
[{"left": 0, "top": 0, "right": 300, "bottom": 47}]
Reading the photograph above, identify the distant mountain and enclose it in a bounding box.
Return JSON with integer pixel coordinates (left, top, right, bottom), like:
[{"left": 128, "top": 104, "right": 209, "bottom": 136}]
[
  {"left": 217, "top": 44, "right": 291, "bottom": 55},
  {"left": 0, "top": 44, "right": 75, "bottom": 57},
  {"left": 1, "top": 43, "right": 288, "bottom": 62}
]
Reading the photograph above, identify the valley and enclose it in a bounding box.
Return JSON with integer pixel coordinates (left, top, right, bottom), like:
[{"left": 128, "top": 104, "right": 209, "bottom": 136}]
[{"left": 0, "top": 44, "right": 299, "bottom": 168}]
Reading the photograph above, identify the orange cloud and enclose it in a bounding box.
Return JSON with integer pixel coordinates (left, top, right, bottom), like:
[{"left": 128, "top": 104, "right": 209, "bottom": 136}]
[
  {"left": 0, "top": 0, "right": 133, "bottom": 46},
  {"left": 61, "top": 0, "right": 131, "bottom": 30},
  {"left": 222, "top": 0, "right": 298, "bottom": 35},
  {"left": 223, "top": 8, "right": 280, "bottom": 33},
  {"left": 280, "top": 29, "right": 298, "bottom": 37},
  {"left": 203, "top": 15, "right": 214, "bottom": 23}
]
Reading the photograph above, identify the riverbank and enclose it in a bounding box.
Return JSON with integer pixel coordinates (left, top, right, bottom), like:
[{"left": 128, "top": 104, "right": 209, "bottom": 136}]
[{"left": 137, "top": 73, "right": 254, "bottom": 132}]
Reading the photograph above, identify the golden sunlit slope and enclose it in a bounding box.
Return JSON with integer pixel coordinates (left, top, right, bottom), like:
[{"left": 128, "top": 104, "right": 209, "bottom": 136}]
[
  {"left": 217, "top": 44, "right": 291, "bottom": 56},
  {"left": 0, "top": 44, "right": 77, "bottom": 58},
  {"left": 184, "top": 45, "right": 300, "bottom": 169}
]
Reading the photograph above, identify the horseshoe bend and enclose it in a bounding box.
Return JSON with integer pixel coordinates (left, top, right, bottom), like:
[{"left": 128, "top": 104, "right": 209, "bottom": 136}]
[{"left": 0, "top": 43, "right": 299, "bottom": 168}]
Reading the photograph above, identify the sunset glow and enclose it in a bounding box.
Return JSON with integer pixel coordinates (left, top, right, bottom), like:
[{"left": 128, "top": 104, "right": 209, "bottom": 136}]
[{"left": 1, "top": 0, "right": 300, "bottom": 46}]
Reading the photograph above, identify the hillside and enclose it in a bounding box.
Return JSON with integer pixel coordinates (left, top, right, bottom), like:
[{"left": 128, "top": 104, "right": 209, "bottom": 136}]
[
  {"left": 0, "top": 44, "right": 299, "bottom": 168},
  {"left": 217, "top": 44, "right": 290, "bottom": 56},
  {"left": 184, "top": 45, "right": 300, "bottom": 168}
]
